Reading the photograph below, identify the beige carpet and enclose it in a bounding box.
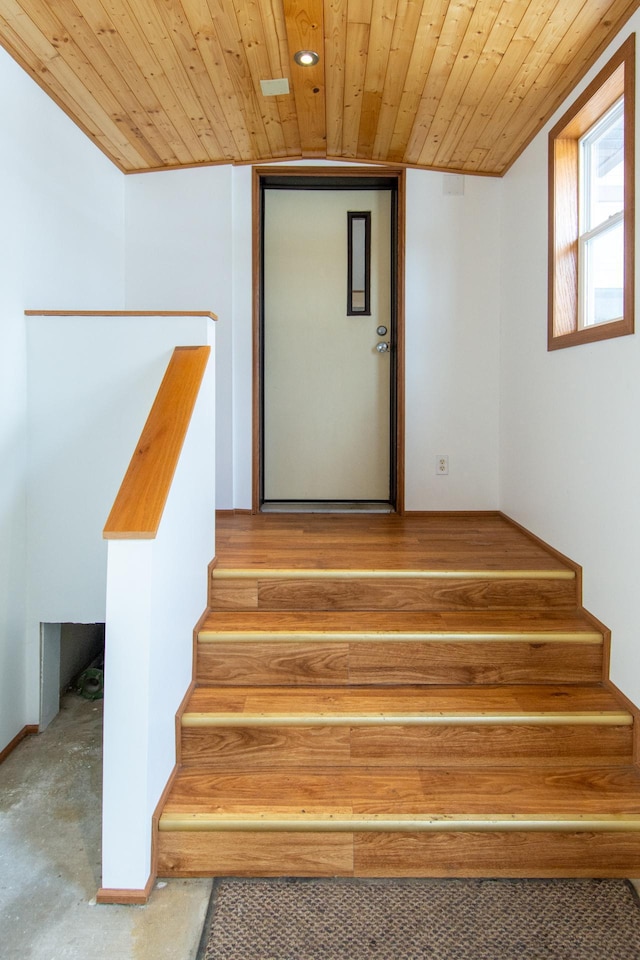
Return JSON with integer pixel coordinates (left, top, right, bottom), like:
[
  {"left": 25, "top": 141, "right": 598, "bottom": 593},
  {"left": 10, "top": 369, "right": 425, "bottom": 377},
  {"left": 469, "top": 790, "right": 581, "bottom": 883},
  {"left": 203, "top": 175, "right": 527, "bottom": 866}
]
[{"left": 197, "top": 877, "right": 640, "bottom": 960}]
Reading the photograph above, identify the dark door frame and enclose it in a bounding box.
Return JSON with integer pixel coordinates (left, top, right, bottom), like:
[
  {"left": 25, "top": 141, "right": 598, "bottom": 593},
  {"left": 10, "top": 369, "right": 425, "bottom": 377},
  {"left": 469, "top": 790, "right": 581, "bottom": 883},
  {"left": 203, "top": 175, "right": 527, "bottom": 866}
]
[{"left": 252, "top": 165, "right": 406, "bottom": 514}]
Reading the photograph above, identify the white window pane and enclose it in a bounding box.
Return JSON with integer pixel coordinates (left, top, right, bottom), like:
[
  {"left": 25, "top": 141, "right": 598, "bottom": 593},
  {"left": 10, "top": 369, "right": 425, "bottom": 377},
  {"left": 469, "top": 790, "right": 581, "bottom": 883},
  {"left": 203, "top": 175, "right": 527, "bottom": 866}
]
[
  {"left": 584, "top": 219, "right": 624, "bottom": 326},
  {"left": 584, "top": 106, "right": 624, "bottom": 231},
  {"left": 351, "top": 218, "right": 366, "bottom": 291}
]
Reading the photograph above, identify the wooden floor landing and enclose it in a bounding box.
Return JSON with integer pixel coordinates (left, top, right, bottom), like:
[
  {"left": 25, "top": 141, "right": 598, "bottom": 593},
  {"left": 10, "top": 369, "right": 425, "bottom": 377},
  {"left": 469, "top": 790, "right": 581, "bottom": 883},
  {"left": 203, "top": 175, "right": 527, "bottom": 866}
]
[{"left": 214, "top": 512, "right": 572, "bottom": 573}]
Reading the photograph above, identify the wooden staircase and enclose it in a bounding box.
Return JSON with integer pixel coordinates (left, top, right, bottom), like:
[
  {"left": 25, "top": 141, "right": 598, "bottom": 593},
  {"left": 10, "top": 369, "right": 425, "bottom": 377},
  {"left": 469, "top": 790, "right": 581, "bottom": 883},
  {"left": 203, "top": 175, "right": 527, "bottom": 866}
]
[{"left": 156, "top": 513, "right": 640, "bottom": 878}]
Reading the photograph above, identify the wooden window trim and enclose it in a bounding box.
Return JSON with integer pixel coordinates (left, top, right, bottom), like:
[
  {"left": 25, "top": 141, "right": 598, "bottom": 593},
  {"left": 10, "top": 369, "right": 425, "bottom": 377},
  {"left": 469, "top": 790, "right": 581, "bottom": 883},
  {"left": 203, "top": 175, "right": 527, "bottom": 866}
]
[{"left": 548, "top": 35, "right": 635, "bottom": 351}]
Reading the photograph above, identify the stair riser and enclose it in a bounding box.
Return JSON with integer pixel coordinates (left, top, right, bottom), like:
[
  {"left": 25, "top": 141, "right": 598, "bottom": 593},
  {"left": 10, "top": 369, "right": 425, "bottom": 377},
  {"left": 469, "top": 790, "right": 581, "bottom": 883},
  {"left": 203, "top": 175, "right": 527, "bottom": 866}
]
[
  {"left": 180, "top": 723, "right": 632, "bottom": 768},
  {"left": 196, "top": 641, "right": 603, "bottom": 685},
  {"left": 157, "top": 829, "right": 640, "bottom": 878},
  {"left": 210, "top": 577, "right": 577, "bottom": 611}
]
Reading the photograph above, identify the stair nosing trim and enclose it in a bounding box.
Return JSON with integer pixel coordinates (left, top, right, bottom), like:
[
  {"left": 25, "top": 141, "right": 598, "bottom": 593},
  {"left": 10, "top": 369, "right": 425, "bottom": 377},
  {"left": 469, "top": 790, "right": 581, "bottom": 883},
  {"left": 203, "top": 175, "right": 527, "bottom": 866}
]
[
  {"left": 198, "top": 631, "right": 603, "bottom": 644},
  {"left": 159, "top": 812, "right": 640, "bottom": 833},
  {"left": 212, "top": 568, "right": 575, "bottom": 581},
  {"left": 181, "top": 711, "right": 631, "bottom": 728}
]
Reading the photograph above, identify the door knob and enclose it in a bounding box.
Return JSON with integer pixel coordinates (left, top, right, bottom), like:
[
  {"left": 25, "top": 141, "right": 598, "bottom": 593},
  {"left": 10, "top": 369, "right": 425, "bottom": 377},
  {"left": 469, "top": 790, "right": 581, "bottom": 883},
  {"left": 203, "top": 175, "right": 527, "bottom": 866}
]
[{"left": 376, "top": 341, "right": 390, "bottom": 354}]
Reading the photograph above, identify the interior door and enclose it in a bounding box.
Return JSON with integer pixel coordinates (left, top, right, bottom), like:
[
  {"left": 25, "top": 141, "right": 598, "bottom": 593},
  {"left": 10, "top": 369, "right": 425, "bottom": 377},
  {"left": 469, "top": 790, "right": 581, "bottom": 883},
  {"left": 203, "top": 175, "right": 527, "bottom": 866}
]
[{"left": 262, "top": 187, "right": 392, "bottom": 505}]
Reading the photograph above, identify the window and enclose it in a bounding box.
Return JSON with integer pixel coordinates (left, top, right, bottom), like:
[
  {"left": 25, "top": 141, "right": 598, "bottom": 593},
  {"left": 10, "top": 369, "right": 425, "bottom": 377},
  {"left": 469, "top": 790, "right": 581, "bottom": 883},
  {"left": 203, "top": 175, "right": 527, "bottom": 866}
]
[
  {"left": 548, "top": 36, "right": 635, "bottom": 350},
  {"left": 347, "top": 211, "right": 371, "bottom": 315}
]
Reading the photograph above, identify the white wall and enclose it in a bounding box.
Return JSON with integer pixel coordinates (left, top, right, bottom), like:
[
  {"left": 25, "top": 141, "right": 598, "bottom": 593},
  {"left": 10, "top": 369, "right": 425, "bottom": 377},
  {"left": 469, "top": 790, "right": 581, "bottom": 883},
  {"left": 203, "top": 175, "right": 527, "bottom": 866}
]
[
  {"left": 124, "top": 167, "right": 234, "bottom": 507},
  {"left": 500, "top": 16, "right": 640, "bottom": 706},
  {"left": 404, "top": 170, "right": 501, "bottom": 509},
  {"left": 125, "top": 162, "right": 502, "bottom": 511},
  {"left": 0, "top": 47, "right": 125, "bottom": 753}
]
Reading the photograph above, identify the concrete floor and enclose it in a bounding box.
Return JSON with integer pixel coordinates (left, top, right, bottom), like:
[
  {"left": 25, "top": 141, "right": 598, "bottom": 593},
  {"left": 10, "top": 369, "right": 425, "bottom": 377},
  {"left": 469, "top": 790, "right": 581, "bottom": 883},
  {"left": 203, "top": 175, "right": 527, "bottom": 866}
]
[{"left": 0, "top": 693, "right": 212, "bottom": 960}]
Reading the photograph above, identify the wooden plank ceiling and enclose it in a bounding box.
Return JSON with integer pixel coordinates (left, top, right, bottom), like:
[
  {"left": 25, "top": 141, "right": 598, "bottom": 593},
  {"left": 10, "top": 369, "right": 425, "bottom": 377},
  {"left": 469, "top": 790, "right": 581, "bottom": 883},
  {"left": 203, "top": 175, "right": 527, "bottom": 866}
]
[{"left": 0, "top": 0, "right": 638, "bottom": 175}]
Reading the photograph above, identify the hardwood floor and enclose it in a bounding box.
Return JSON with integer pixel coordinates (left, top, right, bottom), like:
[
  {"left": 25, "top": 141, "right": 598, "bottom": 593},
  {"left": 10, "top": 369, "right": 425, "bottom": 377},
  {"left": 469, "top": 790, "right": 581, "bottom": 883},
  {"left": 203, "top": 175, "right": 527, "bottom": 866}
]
[
  {"left": 212, "top": 513, "right": 572, "bottom": 571},
  {"left": 156, "top": 512, "right": 640, "bottom": 878}
]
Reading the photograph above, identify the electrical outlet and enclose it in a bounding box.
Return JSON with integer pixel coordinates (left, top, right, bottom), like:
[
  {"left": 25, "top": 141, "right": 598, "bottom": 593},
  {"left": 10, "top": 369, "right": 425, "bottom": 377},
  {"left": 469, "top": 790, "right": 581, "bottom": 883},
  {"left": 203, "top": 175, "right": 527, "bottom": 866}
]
[{"left": 436, "top": 455, "right": 449, "bottom": 475}]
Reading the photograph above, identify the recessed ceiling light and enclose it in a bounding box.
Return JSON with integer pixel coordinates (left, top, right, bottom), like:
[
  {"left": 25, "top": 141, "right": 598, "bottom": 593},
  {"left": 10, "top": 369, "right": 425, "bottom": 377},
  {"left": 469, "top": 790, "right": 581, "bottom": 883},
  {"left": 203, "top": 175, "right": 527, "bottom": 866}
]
[{"left": 294, "top": 50, "right": 319, "bottom": 67}]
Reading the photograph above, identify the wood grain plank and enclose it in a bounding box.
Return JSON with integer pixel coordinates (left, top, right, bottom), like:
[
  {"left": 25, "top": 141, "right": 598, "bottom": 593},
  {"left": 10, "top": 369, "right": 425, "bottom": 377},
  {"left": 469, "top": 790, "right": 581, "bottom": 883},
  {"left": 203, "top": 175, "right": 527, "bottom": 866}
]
[
  {"left": 283, "top": 0, "right": 326, "bottom": 157},
  {"left": 179, "top": 0, "right": 253, "bottom": 161},
  {"left": 386, "top": 0, "right": 450, "bottom": 163},
  {"left": 181, "top": 724, "right": 351, "bottom": 766},
  {"left": 209, "top": 579, "right": 259, "bottom": 609},
  {"left": 324, "top": 0, "right": 348, "bottom": 156},
  {"left": 180, "top": 722, "right": 632, "bottom": 768},
  {"left": 371, "top": 0, "right": 425, "bottom": 161},
  {"left": 197, "top": 641, "right": 350, "bottom": 685},
  {"left": 162, "top": 765, "right": 640, "bottom": 817},
  {"left": 417, "top": 0, "right": 506, "bottom": 169},
  {"left": 348, "top": 640, "right": 602, "bottom": 684},
  {"left": 349, "top": 723, "right": 632, "bottom": 767},
  {"left": 446, "top": 0, "right": 559, "bottom": 169},
  {"left": 257, "top": 0, "right": 302, "bottom": 157},
  {"left": 157, "top": 830, "right": 354, "bottom": 876},
  {"left": 198, "top": 608, "right": 602, "bottom": 635},
  {"left": 97, "top": 0, "right": 211, "bottom": 164},
  {"left": 355, "top": 0, "right": 398, "bottom": 157},
  {"left": 341, "top": 20, "right": 369, "bottom": 157},
  {"left": 252, "top": 576, "right": 577, "bottom": 611},
  {"left": 147, "top": 0, "right": 240, "bottom": 161},
  {"left": 354, "top": 830, "right": 640, "bottom": 877},
  {"left": 124, "top": 0, "right": 225, "bottom": 163},
  {"left": 157, "top": 827, "right": 640, "bottom": 877},
  {"left": 104, "top": 346, "right": 210, "bottom": 539},
  {"left": 228, "top": 0, "right": 288, "bottom": 158},
  {"left": 185, "top": 684, "right": 622, "bottom": 717},
  {"left": 403, "top": 0, "right": 477, "bottom": 164}
]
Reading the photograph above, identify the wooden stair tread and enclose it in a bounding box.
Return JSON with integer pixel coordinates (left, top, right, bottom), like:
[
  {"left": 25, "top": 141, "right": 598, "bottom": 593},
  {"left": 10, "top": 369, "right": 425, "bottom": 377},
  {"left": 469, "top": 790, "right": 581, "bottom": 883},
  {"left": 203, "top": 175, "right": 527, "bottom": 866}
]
[
  {"left": 199, "top": 609, "right": 600, "bottom": 639},
  {"left": 184, "top": 684, "right": 628, "bottom": 723},
  {"left": 161, "top": 765, "right": 640, "bottom": 826}
]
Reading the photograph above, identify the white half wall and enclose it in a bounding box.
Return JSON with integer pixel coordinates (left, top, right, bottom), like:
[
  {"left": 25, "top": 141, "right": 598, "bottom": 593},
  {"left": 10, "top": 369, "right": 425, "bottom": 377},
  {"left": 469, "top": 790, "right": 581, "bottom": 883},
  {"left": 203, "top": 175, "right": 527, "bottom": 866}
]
[
  {"left": 25, "top": 314, "right": 216, "bottom": 725},
  {"left": 102, "top": 336, "right": 216, "bottom": 891},
  {"left": 500, "top": 16, "right": 640, "bottom": 707},
  {"left": 0, "top": 45, "right": 125, "bottom": 754}
]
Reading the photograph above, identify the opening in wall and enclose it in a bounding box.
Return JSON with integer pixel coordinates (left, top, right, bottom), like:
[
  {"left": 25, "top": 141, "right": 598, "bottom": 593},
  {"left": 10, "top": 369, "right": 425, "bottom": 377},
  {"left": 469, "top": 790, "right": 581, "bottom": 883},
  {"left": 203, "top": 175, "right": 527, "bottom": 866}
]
[{"left": 40, "top": 623, "right": 105, "bottom": 730}]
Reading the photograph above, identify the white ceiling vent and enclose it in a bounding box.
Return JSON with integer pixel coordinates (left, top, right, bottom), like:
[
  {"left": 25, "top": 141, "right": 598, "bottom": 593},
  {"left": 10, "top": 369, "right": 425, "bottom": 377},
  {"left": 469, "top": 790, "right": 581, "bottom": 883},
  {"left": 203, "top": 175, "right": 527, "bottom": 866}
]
[{"left": 260, "top": 78, "right": 290, "bottom": 97}]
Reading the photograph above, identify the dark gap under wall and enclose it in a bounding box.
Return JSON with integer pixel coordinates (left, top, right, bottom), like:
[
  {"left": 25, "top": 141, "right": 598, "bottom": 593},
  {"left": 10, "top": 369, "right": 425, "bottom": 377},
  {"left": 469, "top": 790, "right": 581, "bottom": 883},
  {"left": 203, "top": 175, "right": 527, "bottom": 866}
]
[{"left": 60, "top": 623, "right": 104, "bottom": 695}]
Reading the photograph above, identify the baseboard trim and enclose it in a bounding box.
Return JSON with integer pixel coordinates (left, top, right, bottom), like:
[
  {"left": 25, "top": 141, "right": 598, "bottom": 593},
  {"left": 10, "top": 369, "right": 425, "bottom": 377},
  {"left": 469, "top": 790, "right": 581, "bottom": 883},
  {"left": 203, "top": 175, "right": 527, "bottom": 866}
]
[
  {"left": 403, "top": 510, "right": 501, "bottom": 518},
  {"left": 97, "top": 766, "right": 181, "bottom": 905},
  {"left": 0, "top": 724, "right": 38, "bottom": 765},
  {"left": 498, "top": 512, "right": 583, "bottom": 597},
  {"left": 96, "top": 874, "right": 155, "bottom": 905}
]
